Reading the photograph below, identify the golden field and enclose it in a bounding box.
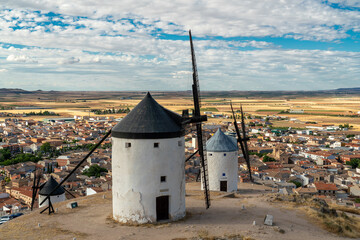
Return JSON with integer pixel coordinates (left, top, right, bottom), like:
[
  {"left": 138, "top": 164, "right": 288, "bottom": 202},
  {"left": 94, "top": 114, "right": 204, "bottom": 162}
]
[{"left": 1, "top": 93, "right": 360, "bottom": 130}]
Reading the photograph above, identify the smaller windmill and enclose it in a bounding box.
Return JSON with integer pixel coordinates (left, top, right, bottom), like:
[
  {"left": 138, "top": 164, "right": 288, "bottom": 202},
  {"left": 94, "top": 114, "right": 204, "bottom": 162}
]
[
  {"left": 230, "top": 102, "right": 253, "bottom": 182},
  {"left": 38, "top": 176, "right": 66, "bottom": 214},
  {"left": 38, "top": 130, "right": 112, "bottom": 213}
]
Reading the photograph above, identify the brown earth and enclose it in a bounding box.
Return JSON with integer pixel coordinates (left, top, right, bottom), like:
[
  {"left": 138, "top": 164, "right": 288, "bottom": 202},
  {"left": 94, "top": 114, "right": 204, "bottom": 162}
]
[{"left": 0, "top": 183, "right": 349, "bottom": 240}]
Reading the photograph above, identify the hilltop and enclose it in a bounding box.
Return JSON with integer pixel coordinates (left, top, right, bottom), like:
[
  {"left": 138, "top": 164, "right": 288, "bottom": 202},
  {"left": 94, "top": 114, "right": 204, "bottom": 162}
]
[{"left": 0, "top": 183, "right": 350, "bottom": 240}]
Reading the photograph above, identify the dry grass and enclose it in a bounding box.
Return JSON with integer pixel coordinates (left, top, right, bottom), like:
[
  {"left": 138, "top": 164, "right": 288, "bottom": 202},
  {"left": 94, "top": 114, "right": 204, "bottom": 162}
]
[
  {"left": 269, "top": 194, "right": 360, "bottom": 238},
  {"left": 304, "top": 208, "right": 360, "bottom": 238},
  {"left": 330, "top": 204, "right": 360, "bottom": 215}
]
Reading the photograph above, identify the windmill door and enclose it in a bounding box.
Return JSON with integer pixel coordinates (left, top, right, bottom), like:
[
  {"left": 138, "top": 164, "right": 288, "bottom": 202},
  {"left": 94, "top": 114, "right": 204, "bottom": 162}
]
[
  {"left": 220, "top": 181, "right": 227, "bottom": 191},
  {"left": 156, "top": 196, "right": 169, "bottom": 221}
]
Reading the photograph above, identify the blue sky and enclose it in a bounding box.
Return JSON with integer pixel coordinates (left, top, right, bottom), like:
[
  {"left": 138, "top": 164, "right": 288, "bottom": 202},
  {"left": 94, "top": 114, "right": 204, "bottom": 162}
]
[{"left": 0, "top": 0, "right": 359, "bottom": 91}]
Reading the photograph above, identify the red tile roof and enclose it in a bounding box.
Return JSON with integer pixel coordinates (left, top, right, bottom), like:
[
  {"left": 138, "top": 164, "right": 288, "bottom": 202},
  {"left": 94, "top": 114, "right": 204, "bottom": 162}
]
[{"left": 314, "top": 182, "right": 338, "bottom": 191}]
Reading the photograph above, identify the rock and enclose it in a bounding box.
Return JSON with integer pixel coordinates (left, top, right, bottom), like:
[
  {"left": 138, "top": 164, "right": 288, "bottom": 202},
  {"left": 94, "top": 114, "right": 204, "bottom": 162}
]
[
  {"left": 320, "top": 207, "right": 338, "bottom": 217},
  {"left": 312, "top": 198, "right": 328, "bottom": 208},
  {"left": 264, "top": 214, "right": 273, "bottom": 226},
  {"left": 274, "top": 226, "right": 285, "bottom": 234}
]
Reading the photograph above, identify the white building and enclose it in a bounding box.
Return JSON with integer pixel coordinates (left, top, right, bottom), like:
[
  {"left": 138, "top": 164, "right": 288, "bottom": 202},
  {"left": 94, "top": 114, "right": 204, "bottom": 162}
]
[
  {"left": 38, "top": 176, "right": 66, "bottom": 208},
  {"left": 112, "top": 92, "right": 186, "bottom": 224},
  {"left": 205, "top": 128, "right": 238, "bottom": 192}
]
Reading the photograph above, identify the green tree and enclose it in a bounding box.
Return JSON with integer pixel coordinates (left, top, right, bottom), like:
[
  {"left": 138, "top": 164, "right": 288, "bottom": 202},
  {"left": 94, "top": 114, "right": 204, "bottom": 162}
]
[
  {"left": 262, "top": 155, "right": 276, "bottom": 162},
  {"left": 290, "top": 180, "right": 302, "bottom": 188},
  {"left": 0, "top": 148, "right": 11, "bottom": 161},
  {"left": 40, "top": 142, "right": 53, "bottom": 153},
  {"left": 346, "top": 158, "right": 360, "bottom": 169},
  {"left": 82, "top": 165, "right": 108, "bottom": 177}
]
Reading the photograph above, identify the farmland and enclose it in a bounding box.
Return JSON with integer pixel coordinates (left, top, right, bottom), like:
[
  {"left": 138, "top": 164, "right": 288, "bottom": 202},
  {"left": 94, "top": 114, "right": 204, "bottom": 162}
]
[{"left": 0, "top": 89, "right": 360, "bottom": 130}]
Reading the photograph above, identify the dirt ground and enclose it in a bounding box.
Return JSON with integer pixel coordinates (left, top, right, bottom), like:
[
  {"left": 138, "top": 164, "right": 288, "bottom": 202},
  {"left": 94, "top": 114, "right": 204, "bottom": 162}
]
[{"left": 0, "top": 182, "right": 350, "bottom": 240}]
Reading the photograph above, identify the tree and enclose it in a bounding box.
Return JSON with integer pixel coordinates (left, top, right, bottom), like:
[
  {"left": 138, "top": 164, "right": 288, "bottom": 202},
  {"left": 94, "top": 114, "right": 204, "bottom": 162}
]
[
  {"left": 82, "top": 165, "right": 108, "bottom": 177},
  {"left": 346, "top": 158, "right": 360, "bottom": 169},
  {"left": 0, "top": 148, "right": 11, "bottom": 161},
  {"left": 40, "top": 142, "right": 53, "bottom": 153},
  {"left": 262, "top": 155, "right": 276, "bottom": 162},
  {"left": 290, "top": 180, "right": 302, "bottom": 188}
]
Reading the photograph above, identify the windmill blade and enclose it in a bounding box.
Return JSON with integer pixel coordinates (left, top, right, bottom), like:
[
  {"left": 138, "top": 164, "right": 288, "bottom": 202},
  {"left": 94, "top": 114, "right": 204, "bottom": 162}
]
[
  {"left": 185, "top": 149, "right": 199, "bottom": 162},
  {"left": 230, "top": 101, "right": 252, "bottom": 176},
  {"left": 31, "top": 171, "right": 41, "bottom": 210},
  {"left": 189, "top": 30, "right": 201, "bottom": 117},
  {"left": 63, "top": 188, "right": 76, "bottom": 198},
  {"left": 196, "top": 170, "right": 201, "bottom": 182},
  {"left": 240, "top": 104, "right": 253, "bottom": 181},
  {"left": 31, "top": 172, "right": 37, "bottom": 210},
  {"left": 39, "top": 129, "right": 112, "bottom": 207},
  {"left": 189, "top": 30, "right": 210, "bottom": 209}
]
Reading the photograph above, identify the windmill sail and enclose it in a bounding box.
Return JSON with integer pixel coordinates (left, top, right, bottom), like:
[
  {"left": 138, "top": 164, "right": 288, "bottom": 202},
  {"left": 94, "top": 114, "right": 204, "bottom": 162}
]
[
  {"left": 31, "top": 171, "right": 41, "bottom": 210},
  {"left": 189, "top": 30, "right": 210, "bottom": 209},
  {"left": 230, "top": 102, "right": 252, "bottom": 182}
]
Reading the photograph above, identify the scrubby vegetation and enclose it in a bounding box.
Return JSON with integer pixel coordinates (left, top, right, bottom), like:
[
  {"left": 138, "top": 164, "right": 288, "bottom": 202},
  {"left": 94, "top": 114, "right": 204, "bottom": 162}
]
[
  {"left": 269, "top": 194, "right": 360, "bottom": 238},
  {"left": 91, "top": 107, "right": 130, "bottom": 115}
]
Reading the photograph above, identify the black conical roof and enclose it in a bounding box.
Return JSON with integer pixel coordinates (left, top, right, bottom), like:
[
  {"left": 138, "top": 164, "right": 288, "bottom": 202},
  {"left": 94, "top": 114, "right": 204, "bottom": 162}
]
[
  {"left": 39, "top": 176, "right": 65, "bottom": 196},
  {"left": 112, "top": 92, "right": 184, "bottom": 139}
]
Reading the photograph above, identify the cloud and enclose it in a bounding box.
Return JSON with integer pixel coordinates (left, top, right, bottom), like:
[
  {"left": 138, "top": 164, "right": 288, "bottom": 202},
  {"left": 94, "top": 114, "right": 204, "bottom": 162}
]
[
  {"left": 6, "top": 54, "right": 37, "bottom": 63},
  {"left": 0, "top": 68, "right": 7, "bottom": 72},
  {"left": 1, "top": 0, "right": 360, "bottom": 41},
  {"left": 0, "top": 2, "right": 358, "bottom": 91},
  {"left": 57, "top": 57, "right": 80, "bottom": 65}
]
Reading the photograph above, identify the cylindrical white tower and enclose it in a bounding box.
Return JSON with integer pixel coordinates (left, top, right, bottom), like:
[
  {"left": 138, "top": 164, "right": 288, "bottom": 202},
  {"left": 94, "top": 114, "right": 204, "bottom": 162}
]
[
  {"left": 205, "top": 128, "right": 238, "bottom": 192},
  {"left": 112, "top": 92, "right": 186, "bottom": 224},
  {"left": 38, "top": 176, "right": 66, "bottom": 208}
]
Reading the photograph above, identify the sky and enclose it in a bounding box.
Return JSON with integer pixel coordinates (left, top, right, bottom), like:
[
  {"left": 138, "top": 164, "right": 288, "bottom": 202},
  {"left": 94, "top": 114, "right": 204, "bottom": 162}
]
[{"left": 0, "top": 0, "right": 359, "bottom": 91}]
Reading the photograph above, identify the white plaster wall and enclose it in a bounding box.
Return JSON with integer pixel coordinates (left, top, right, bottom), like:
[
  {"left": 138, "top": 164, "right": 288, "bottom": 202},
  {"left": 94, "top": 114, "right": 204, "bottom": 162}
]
[
  {"left": 203, "top": 151, "right": 238, "bottom": 192},
  {"left": 38, "top": 193, "right": 66, "bottom": 208},
  {"left": 112, "top": 137, "right": 185, "bottom": 224}
]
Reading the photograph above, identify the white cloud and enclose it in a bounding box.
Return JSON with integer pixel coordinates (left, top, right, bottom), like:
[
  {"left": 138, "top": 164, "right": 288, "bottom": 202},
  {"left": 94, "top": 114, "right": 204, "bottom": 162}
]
[
  {"left": 0, "top": 68, "right": 7, "bottom": 72},
  {"left": 6, "top": 54, "right": 37, "bottom": 63},
  {"left": 57, "top": 57, "right": 80, "bottom": 65},
  {"left": 1, "top": 0, "right": 360, "bottom": 41},
  {"left": 0, "top": 2, "right": 358, "bottom": 91}
]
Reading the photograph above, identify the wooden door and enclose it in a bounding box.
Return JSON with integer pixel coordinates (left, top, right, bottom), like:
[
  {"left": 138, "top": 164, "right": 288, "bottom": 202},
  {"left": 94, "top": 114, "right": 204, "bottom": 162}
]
[{"left": 156, "top": 196, "right": 169, "bottom": 221}]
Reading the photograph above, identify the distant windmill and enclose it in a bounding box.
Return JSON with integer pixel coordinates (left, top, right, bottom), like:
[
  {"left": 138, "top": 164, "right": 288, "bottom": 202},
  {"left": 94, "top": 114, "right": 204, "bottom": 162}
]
[
  {"left": 39, "top": 30, "right": 210, "bottom": 220},
  {"left": 230, "top": 102, "right": 253, "bottom": 182}
]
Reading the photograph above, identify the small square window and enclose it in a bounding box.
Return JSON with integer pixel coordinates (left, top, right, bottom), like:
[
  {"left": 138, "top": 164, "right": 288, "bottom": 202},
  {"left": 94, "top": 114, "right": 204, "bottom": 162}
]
[
  {"left": 224, "top": 153, "right": 227, "bottom": 156},
  {"left": 209, "top": 153, "right": 212, "bottom": 156},
  {"left": 222, "top": 173, "right": 226, "bottom": 176},
  {"left": 154, "top": 142, "right": 159, "bottom": 148},
  {"left": 178, "top": 140, "right": 182, "bottom": 146},
  {"left": 160, "top": 176, "right": 166, "bottom": 182},
  {"left": 125, "top": 142, "right": 131, "bottom": 148}
]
